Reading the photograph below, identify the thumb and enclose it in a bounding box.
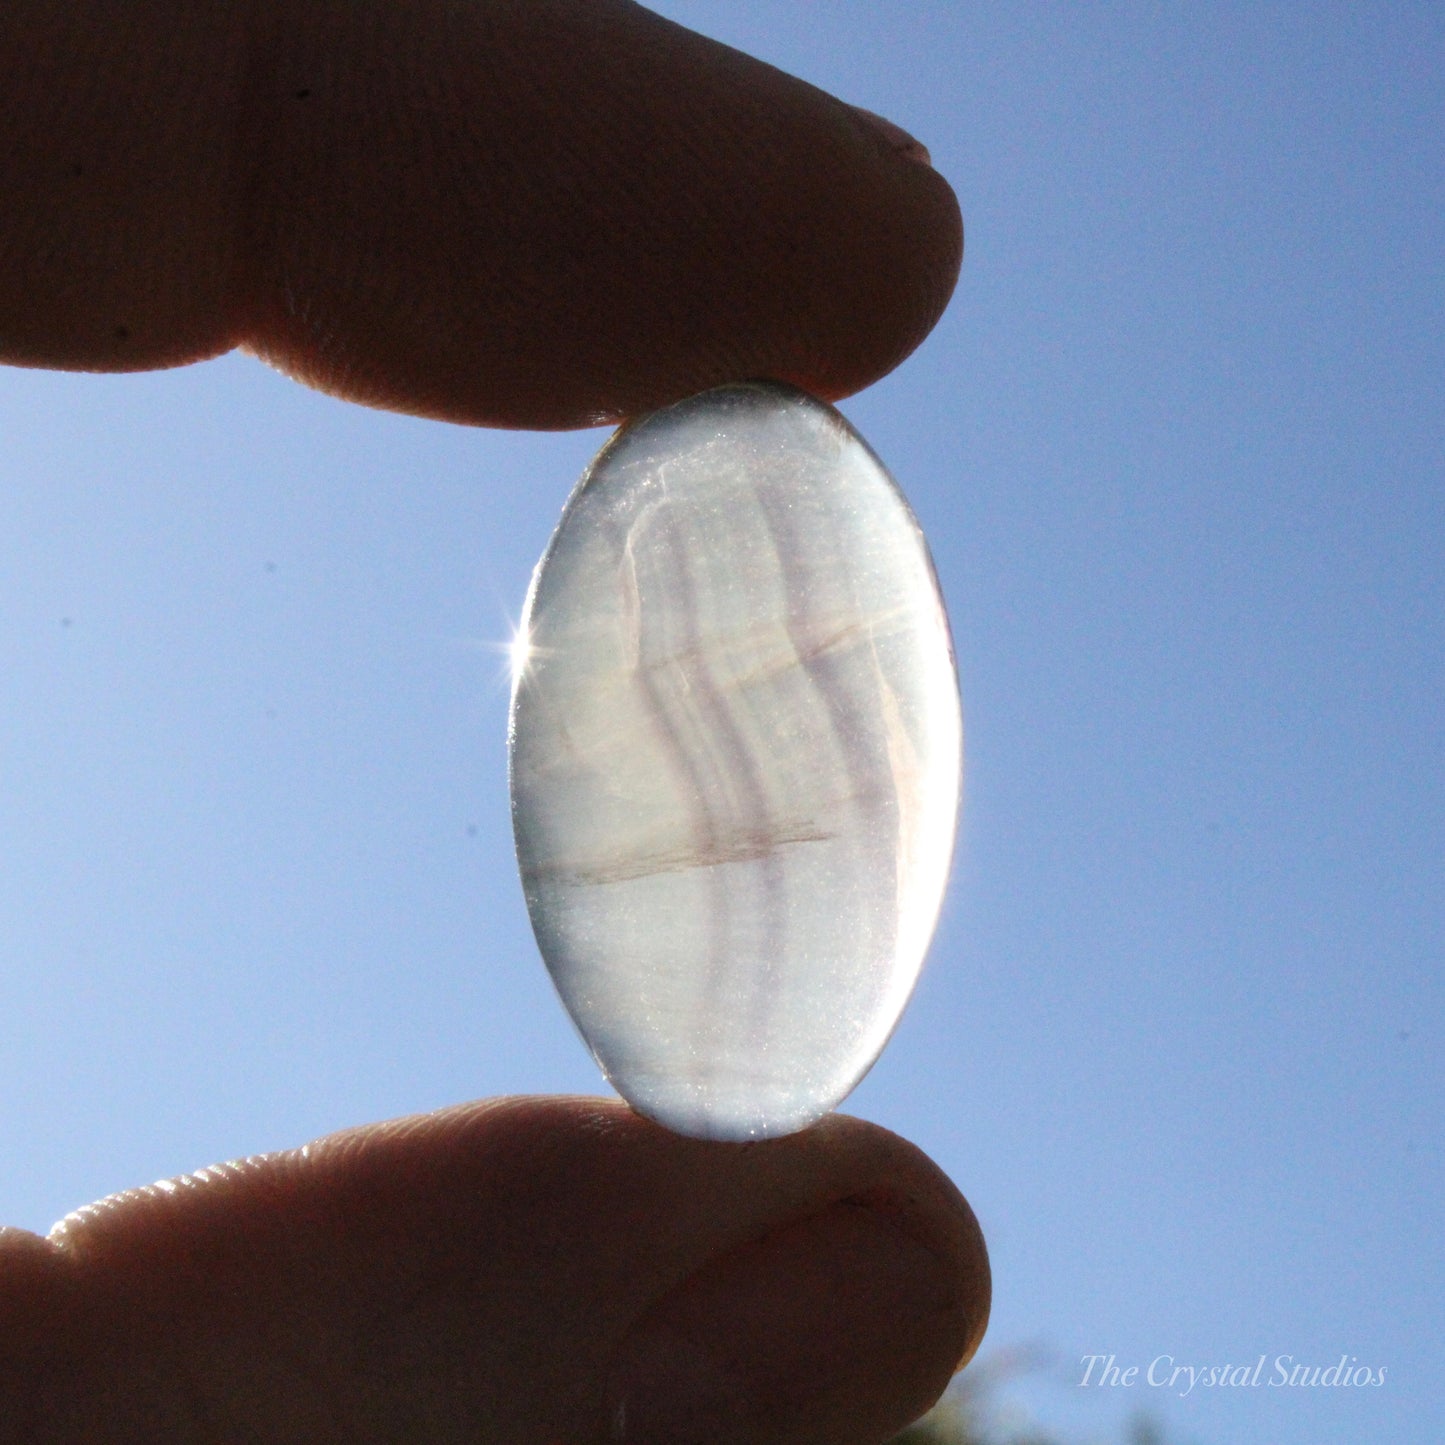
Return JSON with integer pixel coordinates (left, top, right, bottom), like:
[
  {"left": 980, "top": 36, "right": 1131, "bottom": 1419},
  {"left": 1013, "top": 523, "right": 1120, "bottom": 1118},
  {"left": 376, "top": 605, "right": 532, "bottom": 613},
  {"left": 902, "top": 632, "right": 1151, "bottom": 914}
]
[{"left": 3, "top": 1098, "right": 989, "bottom": 1444}]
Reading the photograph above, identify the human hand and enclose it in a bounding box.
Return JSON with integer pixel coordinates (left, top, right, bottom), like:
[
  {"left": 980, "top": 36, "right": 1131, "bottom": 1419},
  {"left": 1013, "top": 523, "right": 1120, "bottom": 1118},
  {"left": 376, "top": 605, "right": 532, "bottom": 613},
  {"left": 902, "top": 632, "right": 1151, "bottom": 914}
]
[
  {"left": 0, "top": 3, "right": 985, "bottom": 1442},
  {"left": 4, "top": 1099, "right": 987, "bottom": 1443},
  {"left": 0, "top": 0, "right": 960, "bottom": 428}
]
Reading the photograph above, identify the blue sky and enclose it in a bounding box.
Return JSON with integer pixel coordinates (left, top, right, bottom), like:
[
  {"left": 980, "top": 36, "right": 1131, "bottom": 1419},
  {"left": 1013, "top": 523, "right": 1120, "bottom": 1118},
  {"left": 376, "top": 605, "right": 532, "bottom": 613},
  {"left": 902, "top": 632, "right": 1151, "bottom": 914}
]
[{"left": 2, "top": 4, "right": 1439, "bottom": 1441}]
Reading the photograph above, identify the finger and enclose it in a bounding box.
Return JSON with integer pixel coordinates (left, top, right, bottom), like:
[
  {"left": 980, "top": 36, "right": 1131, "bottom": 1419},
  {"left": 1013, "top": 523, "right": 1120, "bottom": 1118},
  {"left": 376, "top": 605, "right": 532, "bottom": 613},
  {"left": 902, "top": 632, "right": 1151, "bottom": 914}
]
[
  {"left": 0, "top": 0, "right": 961, "bottom": 428},
  {"left": 3, "top": 1097, "right": 989, "bottom": 1444}
]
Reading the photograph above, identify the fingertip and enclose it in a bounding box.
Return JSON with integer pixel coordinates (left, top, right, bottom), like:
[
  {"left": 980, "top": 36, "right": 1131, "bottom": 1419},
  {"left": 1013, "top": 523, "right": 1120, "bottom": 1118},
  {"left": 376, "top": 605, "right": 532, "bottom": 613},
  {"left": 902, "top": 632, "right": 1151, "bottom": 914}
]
[
  {"left": 236, "top": 0, "right": 964, "bottom": 427},
  {"left": 604, "top": 1194, "right": 985, "bottom": 1445}
]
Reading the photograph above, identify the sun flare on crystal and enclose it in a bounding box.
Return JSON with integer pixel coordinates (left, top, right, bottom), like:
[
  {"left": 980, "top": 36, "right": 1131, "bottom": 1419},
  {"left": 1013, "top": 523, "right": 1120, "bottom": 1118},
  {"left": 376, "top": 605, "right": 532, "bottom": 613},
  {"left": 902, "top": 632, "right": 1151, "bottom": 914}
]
[{"left": 508, "top": 621, "right": 534, "bottom": 688}]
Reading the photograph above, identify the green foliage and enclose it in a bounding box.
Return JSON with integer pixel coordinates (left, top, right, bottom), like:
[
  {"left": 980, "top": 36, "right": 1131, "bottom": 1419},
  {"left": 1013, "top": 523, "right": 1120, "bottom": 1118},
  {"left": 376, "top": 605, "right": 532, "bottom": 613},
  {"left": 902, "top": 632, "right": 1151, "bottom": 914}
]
[
  {"left": 887, "top": 1350, "right": 1174, "bottom": 1445},
  {"left": 890, "top": 1399, "right": 1171, "bottom": 1445},
  {"left": 888, "top": 1395, "right": 1058, "bottom": 1445}
]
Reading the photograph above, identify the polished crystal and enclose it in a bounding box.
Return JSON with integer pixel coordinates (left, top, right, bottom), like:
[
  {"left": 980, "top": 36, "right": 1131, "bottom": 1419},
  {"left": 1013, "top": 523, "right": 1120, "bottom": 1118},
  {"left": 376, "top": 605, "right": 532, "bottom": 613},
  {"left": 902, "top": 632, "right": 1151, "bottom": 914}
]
[{"left": 509, "top": 382, "right": 961, "bottom": 1139}]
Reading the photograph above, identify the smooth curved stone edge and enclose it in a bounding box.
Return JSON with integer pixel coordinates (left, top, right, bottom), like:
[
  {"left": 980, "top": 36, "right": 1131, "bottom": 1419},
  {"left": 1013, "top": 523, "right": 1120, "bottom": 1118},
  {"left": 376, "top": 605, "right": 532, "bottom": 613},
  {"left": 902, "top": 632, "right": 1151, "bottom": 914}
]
[{"left": 509, "top": 381, "right": 961, "bottom": 1140}]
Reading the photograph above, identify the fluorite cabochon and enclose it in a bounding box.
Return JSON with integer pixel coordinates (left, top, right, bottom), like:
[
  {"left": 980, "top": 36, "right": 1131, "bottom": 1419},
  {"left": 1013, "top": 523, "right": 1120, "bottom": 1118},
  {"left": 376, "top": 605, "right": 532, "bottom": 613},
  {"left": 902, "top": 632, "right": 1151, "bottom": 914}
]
[{"left": 509, "top": 383, "right": 961, "bottom": 1140}]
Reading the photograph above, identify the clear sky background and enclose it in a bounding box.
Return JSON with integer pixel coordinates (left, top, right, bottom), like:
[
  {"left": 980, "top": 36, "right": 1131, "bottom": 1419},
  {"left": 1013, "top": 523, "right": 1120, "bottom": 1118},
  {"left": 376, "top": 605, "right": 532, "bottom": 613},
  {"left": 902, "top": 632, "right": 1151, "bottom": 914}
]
[{"left": 2, "top": 3, "right": 1439, "bottom": 1442}]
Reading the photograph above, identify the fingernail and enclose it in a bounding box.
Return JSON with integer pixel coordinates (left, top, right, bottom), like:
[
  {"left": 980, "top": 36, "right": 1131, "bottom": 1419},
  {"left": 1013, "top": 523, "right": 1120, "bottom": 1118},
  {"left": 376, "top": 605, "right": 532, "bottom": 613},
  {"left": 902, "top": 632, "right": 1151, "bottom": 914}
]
[
  {"left": 848, "top": 105, "right": 934, "bottom": 167},
  {"left": 603, "top": 1200, "right": 968, "bottom": 1444}
]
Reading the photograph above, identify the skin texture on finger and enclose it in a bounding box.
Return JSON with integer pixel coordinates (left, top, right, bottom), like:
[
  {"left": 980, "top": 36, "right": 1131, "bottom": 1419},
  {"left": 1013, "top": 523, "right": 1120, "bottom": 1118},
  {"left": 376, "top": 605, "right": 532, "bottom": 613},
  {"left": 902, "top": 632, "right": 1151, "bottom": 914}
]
[
  {"left": 1, "top": 1098, "right": 989, "bottom": 1444},
  {"left": 0, "top": 0, "right": 961, "bottom": 428},
  {"left": 0, "top": 0, "right": 252, "bottom": 370}
]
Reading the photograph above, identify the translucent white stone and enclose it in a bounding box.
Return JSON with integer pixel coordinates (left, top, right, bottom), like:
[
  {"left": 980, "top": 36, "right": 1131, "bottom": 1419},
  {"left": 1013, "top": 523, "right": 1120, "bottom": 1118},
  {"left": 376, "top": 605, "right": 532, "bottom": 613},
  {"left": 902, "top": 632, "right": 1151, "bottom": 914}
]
[{"left": 509, "top": 382, "right": 961, "bottom": 1140}]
